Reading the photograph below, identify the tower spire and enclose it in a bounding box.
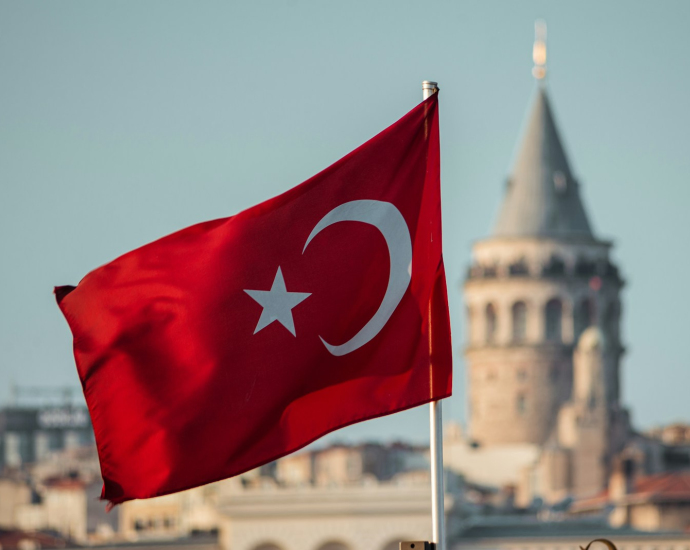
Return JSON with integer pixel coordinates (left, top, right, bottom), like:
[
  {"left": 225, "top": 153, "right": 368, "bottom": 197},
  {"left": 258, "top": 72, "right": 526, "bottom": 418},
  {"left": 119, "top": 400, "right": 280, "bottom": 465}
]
[
  {"left": 493, "top": 87, "right": 594, "bottom": 239},
  {"left": 532, "top": 20, "right": 547, "bottom": 82}
]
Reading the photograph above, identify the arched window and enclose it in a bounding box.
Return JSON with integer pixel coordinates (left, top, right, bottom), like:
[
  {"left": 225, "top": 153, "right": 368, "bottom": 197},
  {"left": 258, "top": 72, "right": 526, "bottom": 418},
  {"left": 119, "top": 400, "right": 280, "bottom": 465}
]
[
  {"left": 511, "top": 301, "right": 527, "bottom": 342},
  {"left": 509, "top": 258, "right": 529, "bottom": 276},
  {"left": 603, "top": 301, "right": 620, "bottom": 340},
  {"left": 545, "top": 299, "right": 563, "bottom": 342},
  {"left": 466, "top": 305, "right": 475, "bottom": 344},
  {"left": 574, "top": 298, "right": 595, "bottom": 341},
  {"left": 485, "top": 303, "right": 497, "bottom": 344}
]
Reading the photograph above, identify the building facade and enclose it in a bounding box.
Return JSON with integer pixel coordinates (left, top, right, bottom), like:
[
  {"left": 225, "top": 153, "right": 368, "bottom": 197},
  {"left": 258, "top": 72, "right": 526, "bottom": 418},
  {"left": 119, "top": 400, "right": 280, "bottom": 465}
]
[
  {"left": 217, "top": 479, "right": 438, "bottom": 550},
  {"left": 0, "top": 405, "right": 94, "bottom": 470}
]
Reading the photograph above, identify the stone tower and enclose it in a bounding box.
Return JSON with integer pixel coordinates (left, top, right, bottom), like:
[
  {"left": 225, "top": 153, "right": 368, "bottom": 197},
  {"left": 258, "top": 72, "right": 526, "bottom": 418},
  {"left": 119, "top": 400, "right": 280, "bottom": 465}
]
[{"left": 464, "top": 83, "right": 625, "bottom": 447}]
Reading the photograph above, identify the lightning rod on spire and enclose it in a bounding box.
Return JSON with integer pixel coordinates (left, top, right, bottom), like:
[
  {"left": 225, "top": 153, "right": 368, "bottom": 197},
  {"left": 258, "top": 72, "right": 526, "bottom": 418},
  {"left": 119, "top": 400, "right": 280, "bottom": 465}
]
[{"left": 532, "top": 19, "right": 547, "bottom": 82}]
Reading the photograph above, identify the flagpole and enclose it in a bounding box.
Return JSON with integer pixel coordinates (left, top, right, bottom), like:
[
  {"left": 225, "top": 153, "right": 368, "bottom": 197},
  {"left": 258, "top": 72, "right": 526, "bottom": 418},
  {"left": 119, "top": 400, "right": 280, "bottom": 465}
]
[{"left": 422, "top": 80, "right": 445, "bottom": 550}]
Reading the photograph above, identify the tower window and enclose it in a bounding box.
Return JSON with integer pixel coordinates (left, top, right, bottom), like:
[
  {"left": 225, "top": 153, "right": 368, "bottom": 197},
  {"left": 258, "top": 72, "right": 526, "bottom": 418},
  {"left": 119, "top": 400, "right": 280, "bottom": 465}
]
[
  {"left": 545, "top": 298, "right": 563, "bottom": 342},
  {"left": 574, "top": 298, "right": 595, "bottom": 341},
  {"left": 553, "top": 171, "right": 567, "bottom": 193},
  {"left": 603, "top": 301, "right": 620, "bottom": 340},
  {"left": 485, "top": 303, "right": 497, "bottom": 343},
  {"left": 542, "top": 255, "right": 566, "bottom": 277},
  {"left": 512, "top": 301, "right": 527, "bottom": 342},
  {"left": 509, "top": 258, "right": 529, "bottom": 276},
  {"left": 575, "top": 258, "right": 597, "bottom": 277},
  {"left": 466, "top": 305, "right": 476, "bottom": 344}
]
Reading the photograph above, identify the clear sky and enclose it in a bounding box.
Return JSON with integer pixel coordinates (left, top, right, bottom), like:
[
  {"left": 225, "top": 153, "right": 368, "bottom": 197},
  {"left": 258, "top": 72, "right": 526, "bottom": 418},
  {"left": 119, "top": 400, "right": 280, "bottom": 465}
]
[{"left": 1, "top": 1, "right": 688, "bottom": 444}]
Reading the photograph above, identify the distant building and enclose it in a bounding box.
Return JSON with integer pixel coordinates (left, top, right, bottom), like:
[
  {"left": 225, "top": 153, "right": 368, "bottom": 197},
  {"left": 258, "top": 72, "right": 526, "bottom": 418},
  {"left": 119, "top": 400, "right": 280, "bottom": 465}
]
[
  {"left": 0, "top": 478, "right": 33, "bottom": 529},
  {"left": 14, "top": 477, "right": 89, "bottom": 541},
  {"left": 272, "top": 443, "right": 427, "bottom": 488},
  {"left": 119, "top": 483, "right": 221, "bottom": 541},
  {"left": 571, "top": 460, "right": 690, "bottom": 532},
  {"left": 646, "top": 423, "right": 690, "bottom": 447},
  {"left": 115, "top": 442, "right": 437, "bottom": 550},
  {"left": 634, "top": 423, "right": 690, "bottom": 473},
  {"left": 0, "top": 405, "right": 94, "bottom": 470},
  {"left": 217, "top": 475, "right": 441, "bottom": 550},
  {"left": 0, "top": 527, "right": 73, "bottom": 550},
  {"left": 0, "top": 445, "right": 117, "bottom": 543},
  {"left": 451, "top": 517, "right": 690, "bottom": 550}
]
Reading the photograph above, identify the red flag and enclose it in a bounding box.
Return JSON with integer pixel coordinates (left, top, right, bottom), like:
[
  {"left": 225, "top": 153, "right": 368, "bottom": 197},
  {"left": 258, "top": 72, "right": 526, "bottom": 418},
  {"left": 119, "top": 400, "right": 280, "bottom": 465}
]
[{"left": 56, "top": 94, "right": 452, "bottom": 504}]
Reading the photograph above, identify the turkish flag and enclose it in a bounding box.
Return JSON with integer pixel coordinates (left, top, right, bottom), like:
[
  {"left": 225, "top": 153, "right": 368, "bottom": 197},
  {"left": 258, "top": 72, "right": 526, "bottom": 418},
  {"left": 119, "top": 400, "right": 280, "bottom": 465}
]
[{"left": 56, "top": 94, "right": 452, "bottom": 504}]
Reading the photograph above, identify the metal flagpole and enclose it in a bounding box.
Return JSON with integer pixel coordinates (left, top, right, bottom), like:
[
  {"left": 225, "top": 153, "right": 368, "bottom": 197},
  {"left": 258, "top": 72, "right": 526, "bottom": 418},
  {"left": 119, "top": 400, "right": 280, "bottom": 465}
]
[{"left": 422, "top": 80, "right": 445, "bottom": 550}]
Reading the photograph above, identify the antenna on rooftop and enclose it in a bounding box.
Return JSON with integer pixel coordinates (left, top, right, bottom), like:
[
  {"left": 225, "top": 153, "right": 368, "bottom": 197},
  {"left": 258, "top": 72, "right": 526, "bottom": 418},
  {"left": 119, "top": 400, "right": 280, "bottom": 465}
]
[{"left": 532, "top": 19, "right": 547, "bottom": 82}]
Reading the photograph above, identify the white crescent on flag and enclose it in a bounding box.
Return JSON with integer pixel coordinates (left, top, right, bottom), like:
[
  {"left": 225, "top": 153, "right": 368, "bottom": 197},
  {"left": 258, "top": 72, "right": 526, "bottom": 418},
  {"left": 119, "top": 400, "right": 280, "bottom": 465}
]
[{"left": 303, "top": 199, "right": 413, "bottom": 356}]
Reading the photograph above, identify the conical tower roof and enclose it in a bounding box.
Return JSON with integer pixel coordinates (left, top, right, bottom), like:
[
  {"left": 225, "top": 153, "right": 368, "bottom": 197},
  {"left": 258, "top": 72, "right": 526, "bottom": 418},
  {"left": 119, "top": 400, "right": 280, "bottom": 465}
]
[{"left": 493, "top": 87, "right": 594, "bottom": 239}]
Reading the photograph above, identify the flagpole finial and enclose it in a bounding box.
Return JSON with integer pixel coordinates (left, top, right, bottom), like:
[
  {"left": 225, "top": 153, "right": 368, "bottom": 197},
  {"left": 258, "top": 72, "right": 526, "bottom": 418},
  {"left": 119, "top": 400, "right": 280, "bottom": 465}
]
[
  {"left": 422, "top": 81, "right": 439, "bottom": 100},
  {"left": 532, "top": 20, "right": 547, "bottom": 82}
]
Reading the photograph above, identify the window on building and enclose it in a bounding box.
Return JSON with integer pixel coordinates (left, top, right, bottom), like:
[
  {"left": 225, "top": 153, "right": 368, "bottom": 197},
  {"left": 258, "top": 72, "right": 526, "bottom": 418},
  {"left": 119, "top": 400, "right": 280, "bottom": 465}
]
[
  {"left": 485, "top": 303, "right": 497, "bottom": 343},
  {"left": 512, "top": 301, "right": 527, "bottom": 342},
  {"left": 545, "top": 298, "right": 563, "bottom": 342},
  {"left": 517, "top": 393, "right": 526, "bottom": 415},
  {"left": 346, "top": 455, "right": 360, "bottom": 477},
  {"left": 550, "top": 364, "right": 559, "bottom": 382},
  {"left": 45, "top": 431, "right": 63, "bottom": 451}
]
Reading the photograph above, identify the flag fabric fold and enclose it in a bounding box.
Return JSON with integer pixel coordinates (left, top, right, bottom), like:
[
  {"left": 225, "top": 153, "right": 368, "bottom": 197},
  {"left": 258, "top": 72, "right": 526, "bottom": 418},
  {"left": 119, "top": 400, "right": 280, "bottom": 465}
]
[{"left": 56, "top": 93, "right": 452, "bottom": 504}]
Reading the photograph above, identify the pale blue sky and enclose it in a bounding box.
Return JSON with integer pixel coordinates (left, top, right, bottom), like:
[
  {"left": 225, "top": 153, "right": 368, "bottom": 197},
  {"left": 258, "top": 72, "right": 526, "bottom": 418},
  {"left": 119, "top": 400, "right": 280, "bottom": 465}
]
[{"left": 1, "top": 1, "right": 688, "bottom": 444}]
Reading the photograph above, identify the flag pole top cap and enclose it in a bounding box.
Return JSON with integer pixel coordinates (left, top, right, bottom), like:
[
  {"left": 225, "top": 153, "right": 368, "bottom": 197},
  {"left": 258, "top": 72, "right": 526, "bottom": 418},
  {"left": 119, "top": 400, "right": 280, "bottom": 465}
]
[{"left": 422, "top": 81, "right": 439, "bottom": 100}]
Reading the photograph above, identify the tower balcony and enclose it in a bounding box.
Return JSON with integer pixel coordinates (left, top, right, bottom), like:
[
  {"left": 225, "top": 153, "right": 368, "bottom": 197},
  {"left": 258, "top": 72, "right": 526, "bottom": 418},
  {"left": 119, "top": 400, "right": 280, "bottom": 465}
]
[{"left": 465, "top": 257, "right": 623, "bottom": 286}]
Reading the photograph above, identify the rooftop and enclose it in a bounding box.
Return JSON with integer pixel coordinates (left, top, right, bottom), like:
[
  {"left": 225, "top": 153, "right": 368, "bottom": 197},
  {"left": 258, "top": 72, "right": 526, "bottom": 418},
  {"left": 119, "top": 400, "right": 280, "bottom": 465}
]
[
  {"left": 493, "top": 87, "right": 594, "bottom": 240},
  {"left": 572, "top": 471, "right": 690, "bottom": 512}
]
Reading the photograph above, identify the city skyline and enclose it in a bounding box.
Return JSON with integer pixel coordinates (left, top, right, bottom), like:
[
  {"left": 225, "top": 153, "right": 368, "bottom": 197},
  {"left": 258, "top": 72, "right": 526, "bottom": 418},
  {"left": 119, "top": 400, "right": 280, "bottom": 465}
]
[{"left": 1, "top": 1, "right": 689, "bottom": 444}]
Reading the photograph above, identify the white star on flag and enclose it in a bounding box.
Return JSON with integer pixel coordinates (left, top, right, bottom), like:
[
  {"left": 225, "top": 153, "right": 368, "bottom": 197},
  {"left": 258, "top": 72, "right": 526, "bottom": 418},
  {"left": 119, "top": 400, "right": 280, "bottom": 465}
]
[{"left": 244, "top": 267, "right": 311, "bottom": 336}]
